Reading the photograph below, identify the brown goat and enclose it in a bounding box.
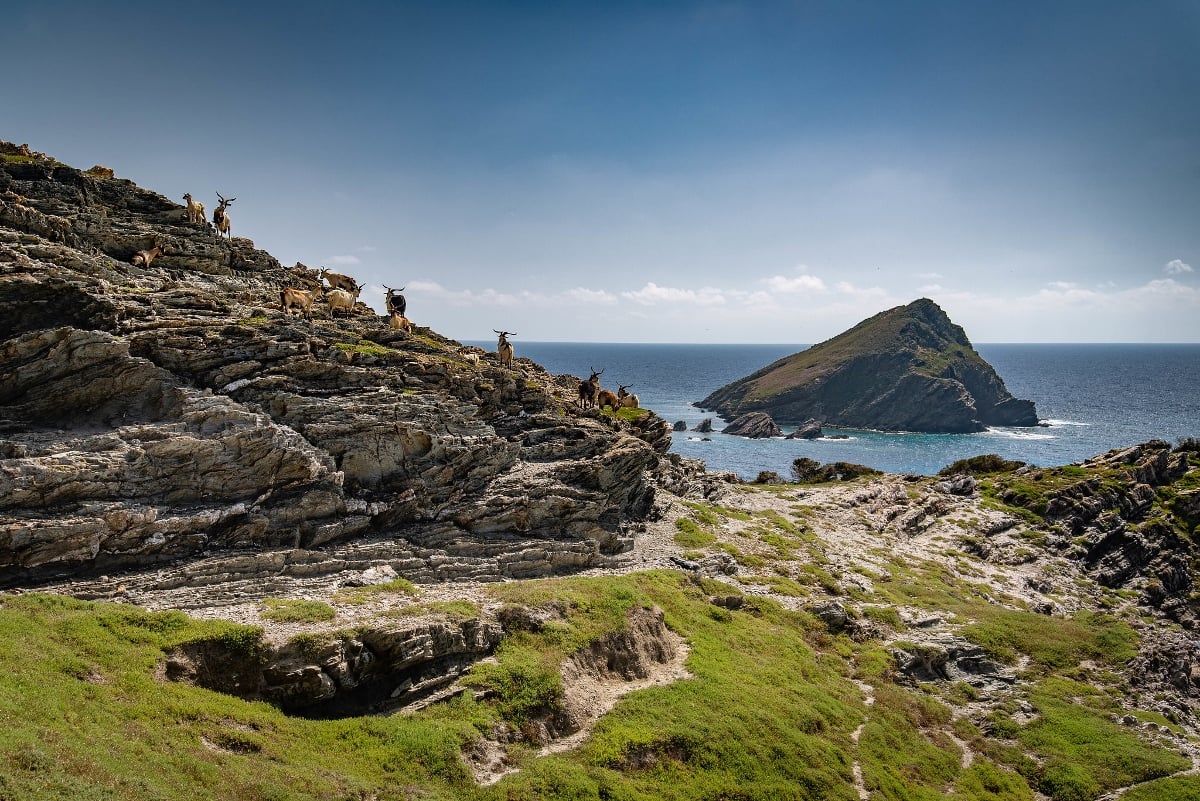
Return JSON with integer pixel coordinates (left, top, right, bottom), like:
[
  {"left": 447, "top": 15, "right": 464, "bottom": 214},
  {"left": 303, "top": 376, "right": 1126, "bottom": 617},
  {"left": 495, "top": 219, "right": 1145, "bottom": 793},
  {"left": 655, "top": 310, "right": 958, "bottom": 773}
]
[
  {"left": 213, "top": 192, "right": 236, "bottom": 239},
  {"left": 319, "top": 267, "right": 358, "bottom": 292},
  {"left": 280, "top": 284, "right": 324, "bottom": 319}
]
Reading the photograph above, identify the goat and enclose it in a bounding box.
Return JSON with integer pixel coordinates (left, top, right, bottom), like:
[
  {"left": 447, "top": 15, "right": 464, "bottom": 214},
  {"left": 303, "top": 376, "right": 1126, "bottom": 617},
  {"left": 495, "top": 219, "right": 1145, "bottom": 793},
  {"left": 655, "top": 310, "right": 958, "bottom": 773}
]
[
  {"left": 131, "top": 241, "right": 165, "bottom": 267},
  {"left": 280, "top": 284, "right": 324, "bottom": 319},
  {"left": 326, "top": 284, "right": 362, "bottom": 317},
  {"left": 383, "top": 284, "right": 407, "bottom": 317},
  {"left": 578, "top": 367, "right": 603, "bottom": 409},
  {"left": 213, "top": 192, "right": 236, "bottom": 239},
  {"left": 388, "top": 311, "right": 412, "bottom": 334},
  {"left": 318, "top": 267, "right": 359, "bottom": 293},
  {"left": 494, "top": 330, "right": 515, "bottom": 367},
  {"left": 617, "top": 384, "right": 640, "bottom": 409},
  {"left": 182, "top": 193, "right": 206, "bottom": 225},
  {"left": 596, "top": 389, "right": 620, "bottom": 410}
]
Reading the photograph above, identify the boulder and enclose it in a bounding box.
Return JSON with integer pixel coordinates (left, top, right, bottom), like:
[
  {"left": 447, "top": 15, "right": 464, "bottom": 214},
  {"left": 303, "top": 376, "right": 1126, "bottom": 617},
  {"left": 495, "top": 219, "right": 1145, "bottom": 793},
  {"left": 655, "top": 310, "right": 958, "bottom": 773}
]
[
  {"left": 722, "top": 412, "right": 782, "bottom": 439},
  {"left": 786, "top": 418, "right": 822, "bottom": 439}
]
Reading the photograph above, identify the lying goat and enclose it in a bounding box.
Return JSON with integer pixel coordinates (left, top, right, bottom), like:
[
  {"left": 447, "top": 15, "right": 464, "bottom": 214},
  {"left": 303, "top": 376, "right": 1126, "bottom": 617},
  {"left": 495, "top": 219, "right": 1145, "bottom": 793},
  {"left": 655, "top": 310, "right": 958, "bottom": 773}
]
[
  {"left": 388, "top": 311, "right": 412, "bottom": 334},
  {"left": 617, "top": 384, "right": 640, "bottom": 409}
]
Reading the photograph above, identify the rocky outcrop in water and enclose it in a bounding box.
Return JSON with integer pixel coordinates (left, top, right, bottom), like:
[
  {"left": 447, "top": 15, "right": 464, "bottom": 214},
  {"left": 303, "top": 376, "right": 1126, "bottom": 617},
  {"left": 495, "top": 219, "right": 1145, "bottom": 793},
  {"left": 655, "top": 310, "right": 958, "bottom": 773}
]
[
  {"left": 697, "top": 298, "right": 1039, "bottom": 433},
  {"left": 0, "top": 142, "right": 700, "bottom": 592},
  {"left": 721, "top": 411, "right": 782, "bottom": 439}
]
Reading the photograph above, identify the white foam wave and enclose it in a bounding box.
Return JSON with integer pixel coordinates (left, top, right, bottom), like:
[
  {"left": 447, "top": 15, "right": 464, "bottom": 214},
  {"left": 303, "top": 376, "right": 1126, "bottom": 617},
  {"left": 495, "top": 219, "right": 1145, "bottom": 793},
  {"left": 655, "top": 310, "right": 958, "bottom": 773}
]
[
  {"left": 1041, "top": 419, "right": 1090, "bottom": 427},
  {"left": 984, "top": 427, "right": 1055, "bottom": 440}
]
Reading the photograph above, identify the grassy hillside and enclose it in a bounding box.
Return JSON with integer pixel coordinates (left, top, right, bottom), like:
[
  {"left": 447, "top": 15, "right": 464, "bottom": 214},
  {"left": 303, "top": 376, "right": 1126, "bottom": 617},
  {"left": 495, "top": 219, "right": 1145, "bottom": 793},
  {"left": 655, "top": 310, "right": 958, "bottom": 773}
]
[{"left": 3, "top": 474, "right": 1196, "bottom": 801}]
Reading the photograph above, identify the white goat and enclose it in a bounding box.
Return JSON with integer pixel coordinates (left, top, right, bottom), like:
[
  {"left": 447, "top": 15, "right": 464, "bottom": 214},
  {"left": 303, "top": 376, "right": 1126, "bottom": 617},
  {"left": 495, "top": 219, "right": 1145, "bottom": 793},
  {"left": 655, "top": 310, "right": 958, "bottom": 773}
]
[
  {"left": 212, "top": 193, "right": 236, "bottom": 239},
  {"left": 494, "top": 329, "right": 515, "bottom": 367},
  {"left": 617, "top": 384, "right": 640, "bottom": 409},
  {"left": 280, "top": 285, "right": 324, "bottom": 319},
  {"left": 182, "top": 193, "right": 206, "bottom": 225},
  {"left": 327, "top": 285, "right": 362, "bottom": 317}
]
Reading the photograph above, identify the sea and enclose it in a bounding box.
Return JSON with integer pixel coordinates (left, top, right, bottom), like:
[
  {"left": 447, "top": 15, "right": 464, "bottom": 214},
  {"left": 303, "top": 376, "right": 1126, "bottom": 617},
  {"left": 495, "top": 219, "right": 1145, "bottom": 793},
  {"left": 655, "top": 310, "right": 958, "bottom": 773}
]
[{"left": 464, "top": 342, "right": 1200, "bottom": 479}]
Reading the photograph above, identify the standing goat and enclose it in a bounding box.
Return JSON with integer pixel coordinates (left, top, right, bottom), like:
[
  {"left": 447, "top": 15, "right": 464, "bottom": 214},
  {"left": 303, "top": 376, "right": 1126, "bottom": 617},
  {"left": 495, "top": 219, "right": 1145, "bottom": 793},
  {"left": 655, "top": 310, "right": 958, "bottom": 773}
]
[
  {"left": 213, "top": 192, "right": 236, "bottom": 239},
  {"left": 319, "top": 267, "right": 359, "bottom": 293},
  {"left": 494, "top": 330, "right": 515, "bottom": 367},
  {"left": 383, "top": 285, "right": 407, "bottom": 317},
  {"left": 182, "top": 193, "right": 206, "bottom": 225},
  {"left": 326, "top": 284, "right": 362, "bottom": 317},
  {"left": 617, "top": 384, "right": 640, "bottom": 409},
  {"left": 280, "top": 284, "right": 324, "bottom": 319},
  {"left": 131, "top": 240, "right": 165, "bottom": 267},
  {"left": 578, "top": 367, "right": 603, "bottom": 409}
]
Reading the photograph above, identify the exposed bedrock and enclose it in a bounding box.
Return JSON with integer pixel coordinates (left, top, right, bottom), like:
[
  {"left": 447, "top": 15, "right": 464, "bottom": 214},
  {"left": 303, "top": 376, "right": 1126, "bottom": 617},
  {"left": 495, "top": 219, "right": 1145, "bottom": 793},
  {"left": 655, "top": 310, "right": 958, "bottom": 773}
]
[{"left": 0, "top": 144, "right": 702, "bottom": 589}]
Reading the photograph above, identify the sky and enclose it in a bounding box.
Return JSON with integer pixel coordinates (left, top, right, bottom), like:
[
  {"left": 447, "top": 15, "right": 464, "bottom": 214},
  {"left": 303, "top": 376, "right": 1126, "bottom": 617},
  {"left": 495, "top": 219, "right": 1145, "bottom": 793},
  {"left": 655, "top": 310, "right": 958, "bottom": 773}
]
[{"left": 3, "top": 1, "right": 1199, "bottom": 343}]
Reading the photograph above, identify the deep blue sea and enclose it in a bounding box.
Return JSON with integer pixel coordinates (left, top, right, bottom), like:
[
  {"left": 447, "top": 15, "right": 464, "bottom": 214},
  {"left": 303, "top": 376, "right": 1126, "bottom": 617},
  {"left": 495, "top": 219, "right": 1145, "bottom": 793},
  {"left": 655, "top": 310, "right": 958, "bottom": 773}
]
[{"left": 465, "top": 342, "right": 1200, "bottom": 478}]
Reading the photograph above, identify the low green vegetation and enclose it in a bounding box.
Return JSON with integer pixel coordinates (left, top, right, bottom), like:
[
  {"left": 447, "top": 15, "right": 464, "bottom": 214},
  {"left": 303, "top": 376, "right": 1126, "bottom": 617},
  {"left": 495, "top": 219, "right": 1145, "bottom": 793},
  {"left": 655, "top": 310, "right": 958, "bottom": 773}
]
[
  {"left": 332, "top": 339, "right": 396, "bottom": 357},
  {"left": 0, "top": 550, "right": 1188, "bottom": 801},
  {"left": 258, "top": 597, "right": 337, "bottom": 623},
  {"left": 333, "top": 577, "right": 418, "bottom": 604}
]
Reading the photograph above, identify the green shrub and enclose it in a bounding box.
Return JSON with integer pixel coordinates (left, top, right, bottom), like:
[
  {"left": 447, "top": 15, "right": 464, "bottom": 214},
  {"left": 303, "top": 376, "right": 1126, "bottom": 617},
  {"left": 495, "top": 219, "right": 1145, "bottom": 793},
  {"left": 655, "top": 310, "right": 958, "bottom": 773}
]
[{"left": 939, "top": 454, "right": 1028, "bottom": 476}]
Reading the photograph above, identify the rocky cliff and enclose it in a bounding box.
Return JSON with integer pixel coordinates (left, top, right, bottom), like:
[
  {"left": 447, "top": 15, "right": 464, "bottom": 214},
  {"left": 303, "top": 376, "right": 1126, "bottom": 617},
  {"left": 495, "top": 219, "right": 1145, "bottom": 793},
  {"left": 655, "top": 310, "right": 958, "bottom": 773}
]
[
  {"left": 0, "top": 142, "right": 711, "bottom": 592},
  {"left": 698, "top": 297, "right": 1039, "bottom": 433}
]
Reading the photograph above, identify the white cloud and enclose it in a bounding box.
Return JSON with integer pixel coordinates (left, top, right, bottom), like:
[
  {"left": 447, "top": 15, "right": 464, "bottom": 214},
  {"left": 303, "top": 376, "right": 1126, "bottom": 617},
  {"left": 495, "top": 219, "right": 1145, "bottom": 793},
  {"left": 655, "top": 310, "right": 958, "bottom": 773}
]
[
  {"left": 621, "top": 282, "right": 728, "bottom": 306},
  {"left": 764, "top": 274, "right": 826, "bottom": 293},
  {"left": 327, "top": 254, "right": 361, "bottom": 266},
  {"left": 1046, "top": 281, "right": 1077, "bottom": 290},
  {"left": 1165, "top": 259, "right": 1194, "bottom": 275},
  {"left": 563, "top": 287, "right": 618, "bottom": 305}
]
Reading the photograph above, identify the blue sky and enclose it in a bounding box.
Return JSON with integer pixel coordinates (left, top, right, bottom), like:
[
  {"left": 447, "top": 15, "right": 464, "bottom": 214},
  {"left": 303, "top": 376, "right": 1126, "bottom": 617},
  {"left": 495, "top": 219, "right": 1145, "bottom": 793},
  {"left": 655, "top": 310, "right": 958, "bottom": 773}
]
[{"left": 4, "top": 1, "right": 1198, "bottom": 342}]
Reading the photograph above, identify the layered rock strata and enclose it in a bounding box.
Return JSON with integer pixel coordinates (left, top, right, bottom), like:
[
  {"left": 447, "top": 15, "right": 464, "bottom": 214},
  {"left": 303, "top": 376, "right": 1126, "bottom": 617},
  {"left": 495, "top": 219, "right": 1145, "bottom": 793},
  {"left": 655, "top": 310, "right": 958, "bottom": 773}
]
[{"left": 0, "top": 145, "right": 698, "bottom": 591}]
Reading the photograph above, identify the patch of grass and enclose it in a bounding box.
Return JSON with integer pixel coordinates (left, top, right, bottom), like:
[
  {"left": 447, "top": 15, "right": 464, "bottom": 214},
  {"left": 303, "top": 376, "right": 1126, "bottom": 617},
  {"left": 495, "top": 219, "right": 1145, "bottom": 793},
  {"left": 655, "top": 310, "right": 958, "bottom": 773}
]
[
  {"left": 258, "top": 598, "right": 336, "bottom": 623},
  {"left": 861, "top": 605, "right": 905, "bottom": 631},
  {"left": 1011, "top": 678, "right": 1190, "bottom": 800},
  {"left": 960, "top": 609, "right": 1136, "bottom": 671},
  {"left": 332, "top": 577, "right": 418, "bottom": 604},
  {"left": 674, "top": 517, "right": 716, "bottom": 549},
  {"left": 332, "top": 339, "right": 397, "bottom": 357},
  {"left": 385, "top": 600, "right": 480, "bottom": 621}
]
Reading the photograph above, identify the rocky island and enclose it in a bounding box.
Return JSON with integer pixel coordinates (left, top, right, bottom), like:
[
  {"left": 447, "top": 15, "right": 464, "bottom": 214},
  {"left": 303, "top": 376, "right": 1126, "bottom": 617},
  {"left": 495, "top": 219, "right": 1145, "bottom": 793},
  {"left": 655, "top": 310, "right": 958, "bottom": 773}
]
[
  {"left": 698, "top": 297, "right": 1040, "bottom": 434},
  {"left": 3, "top": 142, "right": 1200, "bottom": 801}
]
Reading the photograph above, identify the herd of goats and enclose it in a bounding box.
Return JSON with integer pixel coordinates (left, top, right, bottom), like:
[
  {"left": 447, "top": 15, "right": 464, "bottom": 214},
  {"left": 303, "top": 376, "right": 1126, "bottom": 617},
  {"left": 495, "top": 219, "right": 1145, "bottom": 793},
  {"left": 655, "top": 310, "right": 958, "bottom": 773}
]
[{"left": 127, "top": 192, "right": 641, "bottom": 413}]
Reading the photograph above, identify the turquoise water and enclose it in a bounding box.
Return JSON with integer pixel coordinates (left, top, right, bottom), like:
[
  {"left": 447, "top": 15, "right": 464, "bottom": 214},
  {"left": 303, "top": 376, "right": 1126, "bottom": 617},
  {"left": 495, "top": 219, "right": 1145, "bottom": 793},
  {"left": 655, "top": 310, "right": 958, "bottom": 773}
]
[{"left": 466, "top": 341, "right": 1200, "bottom": 478}]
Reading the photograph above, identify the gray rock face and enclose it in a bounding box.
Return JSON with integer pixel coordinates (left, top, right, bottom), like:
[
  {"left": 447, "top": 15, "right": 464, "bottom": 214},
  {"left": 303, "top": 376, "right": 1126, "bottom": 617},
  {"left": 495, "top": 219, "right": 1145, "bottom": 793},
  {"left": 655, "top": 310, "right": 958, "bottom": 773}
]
[
  {"left": 0, "top": 143, "right": 698, "bottom": 590},
  {"left": 721, "top": 412, "right": 782, "bottom": 439},
  {"left": 166, "top": 617, "right": 503, "bottom": 715},
  {"left": 786, "top": 418, "right": 823, "bottom": 440}
]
